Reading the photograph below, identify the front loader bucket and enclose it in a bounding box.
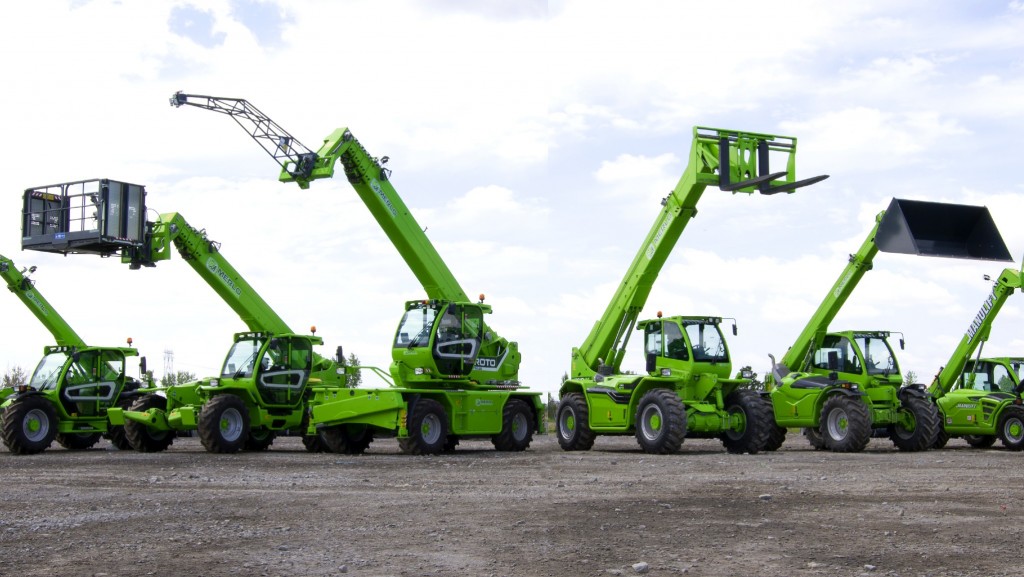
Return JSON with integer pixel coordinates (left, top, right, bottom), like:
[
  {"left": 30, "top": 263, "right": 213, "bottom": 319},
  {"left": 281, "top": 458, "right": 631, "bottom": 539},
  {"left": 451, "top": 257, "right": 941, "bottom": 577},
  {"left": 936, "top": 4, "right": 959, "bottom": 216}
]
[{"left": 876, "top": 198, "right": 1012, "bottom": 261}]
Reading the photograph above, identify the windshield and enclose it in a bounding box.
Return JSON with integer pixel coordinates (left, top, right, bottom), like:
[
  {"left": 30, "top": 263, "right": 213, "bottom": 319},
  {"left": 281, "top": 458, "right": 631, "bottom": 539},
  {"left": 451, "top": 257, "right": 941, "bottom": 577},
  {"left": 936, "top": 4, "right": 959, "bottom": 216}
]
[
  {"left": 684, "top": 321, "right": 727, "bottom": 363},
  {"left": 29, "top": 351, "right": 70, "bottom": 390},
  {"left": 221, "top": 337, "right": 265, "bottom": 378},
  {"left": 394, "top": 306, "right": 437, "bottom": 348},
  {"left": 856, "top": 335, "right": 898, "bottom": 376}
]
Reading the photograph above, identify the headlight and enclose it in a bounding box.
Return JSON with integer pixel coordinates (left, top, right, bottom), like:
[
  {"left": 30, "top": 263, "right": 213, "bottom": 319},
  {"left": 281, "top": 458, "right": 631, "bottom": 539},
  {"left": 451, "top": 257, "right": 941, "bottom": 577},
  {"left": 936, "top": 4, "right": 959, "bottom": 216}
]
[
  {"left": 209, "top": 378, "right": 220, "bottom": 387},
  {"left": 414, "top": 368, "right": 425, "bottom": 375},
  {"left": 660, "top": 368, "right": 671, "bottom": 377}
]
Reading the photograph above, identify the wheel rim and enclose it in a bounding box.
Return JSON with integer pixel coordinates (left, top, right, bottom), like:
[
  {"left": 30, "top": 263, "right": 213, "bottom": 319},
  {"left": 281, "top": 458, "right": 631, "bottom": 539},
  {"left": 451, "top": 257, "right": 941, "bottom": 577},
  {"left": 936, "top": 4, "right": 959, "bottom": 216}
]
[
  {"left": 724, "top": 405, "right": 747, "bottom": 441},
  {"left": 639, "top": 404, "right": 664, "bottom": 442},
  {"left": 219, "top": 408, "right": 245, "bottom": 442},
  {"left": 559, "top": 408, "right": 576, "bottom": 440},
  {"left": 421, "top": 413, "right": 442, "bottom": 445},
  {"left": 511, "top": 412, "right": 529, "bottom": 442},
  {"left": 1005, "top": 417, "right": 1024, "bottom": 443},
  {"left": 893, "top": 409, "right": 916, "bottom": 439},
  {"left": 826, "top": 407, "right": 849, "bottom": 441},
  {"left": 22, "top": 408, "right": 50, "bottom": 442}
]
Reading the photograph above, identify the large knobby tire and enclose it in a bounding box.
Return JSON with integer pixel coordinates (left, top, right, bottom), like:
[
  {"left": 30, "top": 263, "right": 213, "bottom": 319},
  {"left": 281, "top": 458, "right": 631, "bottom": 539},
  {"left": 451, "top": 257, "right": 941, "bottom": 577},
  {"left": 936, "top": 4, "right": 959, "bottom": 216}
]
[
  {"left": 997, "top": 406, "right": 1024, "bottom": 451},
  {"left": 720, "top": 389, "right": 773, "bottom": 454},
  {"left": 1, "top": 396, "right": 58, "bottom": 455},
  {"left": 299, "top": 411, "right": 325, "bottom": 453},
  {"left": 820, "top": 395, "right": 871, "bottom": 453},
  {"left": 321, "top": 424, "right": 374, "bottom": 454},
  {"left": 964, "top": 434, "right": 997, "bottom": 449},
  {"left": 634, "top": 389, "right": 686, "bottom": 455},
  {"left": 933, "top": 427, "right": 950, "bottom": 449},
  {"left": 763, "top": 424, "right": 787, "bottom": 451},
  {"left": 556, "top": 393, "right": 595, "bottom": 451},
  {"left": 492, "top": 398, "right": 536, "bottom": 452},
  {"left": 124, "top": 394, "right": 176, "bottom": 453},
  {"left": 106, "top": 397, "right": 135, "bottom": 450},
  {"left": 198, "top": 394, "right": 250, "bottom": 454},
  {"left": 803, "top": 427, "right": 826, "bottom": 450},
  {"left": 56, "top": 432, "right": 102, "bottom": 450},
  {"left": 398, "top": 399, "right": 447, "bottom": 455},
  {"left": 244, "top": 428, "right": 277, "bottom": 451},
  {"left": 889, "top": 395, "right": 940, "bottom": 452}
]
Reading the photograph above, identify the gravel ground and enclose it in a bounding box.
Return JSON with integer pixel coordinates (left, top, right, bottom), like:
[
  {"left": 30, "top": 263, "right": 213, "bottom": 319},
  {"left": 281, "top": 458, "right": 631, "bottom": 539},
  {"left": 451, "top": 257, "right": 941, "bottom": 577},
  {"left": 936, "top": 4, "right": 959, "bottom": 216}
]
[{"left": 1, "top": 432, "right": 1022, "bottom": 577}]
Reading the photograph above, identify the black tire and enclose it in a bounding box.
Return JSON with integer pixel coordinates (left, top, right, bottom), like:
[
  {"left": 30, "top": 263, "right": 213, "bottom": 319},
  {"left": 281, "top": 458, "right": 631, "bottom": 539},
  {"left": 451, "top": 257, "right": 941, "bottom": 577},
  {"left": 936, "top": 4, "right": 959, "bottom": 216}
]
[
  {"left": 764, "top": 424, "right": 787, "bottom": 451},
  {"left": 1, "top": 396, "right": 58, "bottom": 455},
  {"left": 964, "top": 434, "right": 997, "bottom": 449},
  {"left": 398, "top": 399, "right": 447, "bottom": 455},
  {"left": 492, "top": 398, "right": 535, "bottom": 451},
  {"left": 105, "top": 397, "right": 135, "bottom": 450},
  {"left": 933, "top": 427, "right": 950, "bottom": 449},
  {"left": 299, "top": 411, "right": 325, "bottom": 453},
  {"left": 720, "top": 389, "right": 773, "bottom": 454},
  {"left": 889, "top": 395, "right": 940, "bottom": 452},
  {"left": 820, "top": 395, "right": 871, "bottom": 453},
  {"left": 198, "top": 394, "right": 250, "bottom": 454},
  {"left": 321, "top": 424, "right": 374, "bottom": 454},
  {"left": 244, "top": 428, "right": 276, "bottom": 451},
  {"left": 124, "top": 394, "right": 176, "bottom": 453},
  {"left": 633, "top": 389, "right": 686, "bottom": 455},
  {"left": 803, "top": 427, "right": 826, "bottom": 450},
  {"left": 997, "top": 406, "right": 1024, "bottom": 451},
  {"left": 556, "top": 393, "right": 595, "bottom": 451},
  {"left": 56, "top": 432, "right": 102, "bottom": 450},
  {"left": 443, "top": 435, "right": 460, "bottom": 453}
]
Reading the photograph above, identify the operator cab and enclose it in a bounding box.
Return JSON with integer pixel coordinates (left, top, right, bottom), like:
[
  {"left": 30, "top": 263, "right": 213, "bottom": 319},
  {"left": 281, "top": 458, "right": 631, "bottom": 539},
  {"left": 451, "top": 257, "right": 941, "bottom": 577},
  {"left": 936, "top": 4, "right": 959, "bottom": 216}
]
[
  {"left": 638, "top": 316, "right": 732, "bottom": 379},
  {"left": 28, "top": 346, "right": 128, "bottom": 416},
  {"left": 220, "top": 332, "right": 314, "bottom": 406},
  {"left": 810, "top": 332, "right": 900, "bottom": 381},
  {"left": 393, "top": 300, "right": 485, "bottom": 379},
  {"left": 957, "top": 359, "right": 1021, "bottom": 393}
]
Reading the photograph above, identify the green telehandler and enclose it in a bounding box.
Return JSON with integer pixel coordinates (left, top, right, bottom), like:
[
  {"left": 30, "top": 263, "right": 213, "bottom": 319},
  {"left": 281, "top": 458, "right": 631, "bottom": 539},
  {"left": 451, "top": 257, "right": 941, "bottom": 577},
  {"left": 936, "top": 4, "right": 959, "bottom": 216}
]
[
  {"left": 167, "top": 92, "right": 543, "bottom": 455},
  {"left": 20, "top": 179, "right": 350, "bottom": 453},
  {"left": 927, "top": 258, "right": 1024, "bottom": 449},
  {"left": 767, "top": 198, "right": 1011, "bottom": 452},
  {"left": 557, "top": 126, "right": 828, "bottom": 454},
  {"left": 3, "top": 227, "right": 151, "bottom": 454}
]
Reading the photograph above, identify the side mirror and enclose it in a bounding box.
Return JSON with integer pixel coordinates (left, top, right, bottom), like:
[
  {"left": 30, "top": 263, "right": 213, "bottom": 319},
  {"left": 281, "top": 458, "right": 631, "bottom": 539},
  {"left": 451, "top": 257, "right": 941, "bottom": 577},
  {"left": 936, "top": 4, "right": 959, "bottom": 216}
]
[
  {"left": 732, "top": 323, "right": 738, "bottom": 336},
  {"left": 139, "top": 356, "right": 147, "bottom": 377},
  {"left": 645, "top": 352, "right": 657, "bottom": 374},
  {"left": 336, "top": 345, "right": 344, "bottom": 363},
  {"left": 899, "top": 338, "right": 905, "bottom": 350}
]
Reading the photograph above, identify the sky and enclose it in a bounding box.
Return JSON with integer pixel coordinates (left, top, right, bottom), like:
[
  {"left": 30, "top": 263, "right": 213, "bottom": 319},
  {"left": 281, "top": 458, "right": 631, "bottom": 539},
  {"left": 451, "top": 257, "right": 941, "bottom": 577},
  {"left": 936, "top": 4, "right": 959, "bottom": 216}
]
[{"left": 2, "top": 0, "right": 1024, "bottom": 398}]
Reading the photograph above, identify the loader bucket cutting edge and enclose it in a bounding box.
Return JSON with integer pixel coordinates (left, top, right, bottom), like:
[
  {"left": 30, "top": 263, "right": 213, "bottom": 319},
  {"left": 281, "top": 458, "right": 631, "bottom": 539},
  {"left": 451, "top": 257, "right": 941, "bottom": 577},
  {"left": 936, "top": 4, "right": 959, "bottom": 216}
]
[{"left": 875, "top": 198, "right": 1012, "bottom": 261}]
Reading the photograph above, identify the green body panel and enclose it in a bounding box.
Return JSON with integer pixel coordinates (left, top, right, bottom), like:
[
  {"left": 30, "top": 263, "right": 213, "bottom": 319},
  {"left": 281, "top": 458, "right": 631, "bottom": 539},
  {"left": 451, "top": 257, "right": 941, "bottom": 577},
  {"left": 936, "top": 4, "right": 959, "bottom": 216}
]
[{"left": 311, "top": 387, "right": 544, "bottom": 438}]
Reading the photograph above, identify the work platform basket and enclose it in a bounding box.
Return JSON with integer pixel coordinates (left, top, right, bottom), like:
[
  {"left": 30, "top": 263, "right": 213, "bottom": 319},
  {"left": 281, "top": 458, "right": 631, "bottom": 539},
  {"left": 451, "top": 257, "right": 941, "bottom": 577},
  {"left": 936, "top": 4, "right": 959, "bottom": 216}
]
[{"left": 22, "top": 179, "right": 146, "bottom": 256}]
